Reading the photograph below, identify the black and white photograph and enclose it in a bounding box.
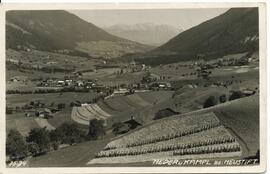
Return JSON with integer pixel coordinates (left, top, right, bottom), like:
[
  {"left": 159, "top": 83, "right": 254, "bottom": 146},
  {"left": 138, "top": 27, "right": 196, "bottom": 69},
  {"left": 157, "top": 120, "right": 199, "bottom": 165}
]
[{"left": 2, "top": 3, "right": 267, "bottom": 172}]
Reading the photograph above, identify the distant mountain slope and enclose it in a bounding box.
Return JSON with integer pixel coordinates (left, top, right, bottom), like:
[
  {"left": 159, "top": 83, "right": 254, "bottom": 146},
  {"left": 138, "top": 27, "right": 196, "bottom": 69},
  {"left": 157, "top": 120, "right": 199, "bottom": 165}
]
[
  {"left": 6, "top": 10, "right": 152, "bottom": 58},
  {"left": 104, "top": 23, "right": 182, "bottom": 46},
  {"left": 137, "top": 8, "right": 258, "bottom": 64}
]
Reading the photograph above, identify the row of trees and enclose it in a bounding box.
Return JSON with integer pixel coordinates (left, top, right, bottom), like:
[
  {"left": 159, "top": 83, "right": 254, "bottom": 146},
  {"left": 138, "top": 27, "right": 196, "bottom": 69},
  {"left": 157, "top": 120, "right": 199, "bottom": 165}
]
[
  {"left": 6, "top": 119, "right": 105, "bottom": 161},
  {"left": 6, "top": 102, "right": 66, "bottom": 115},
  {"left": 203, "top": 90, "right": 254, "bottom": 108},
  {"left": 6, "top": 87, "right": 92, "bottom": 95}
]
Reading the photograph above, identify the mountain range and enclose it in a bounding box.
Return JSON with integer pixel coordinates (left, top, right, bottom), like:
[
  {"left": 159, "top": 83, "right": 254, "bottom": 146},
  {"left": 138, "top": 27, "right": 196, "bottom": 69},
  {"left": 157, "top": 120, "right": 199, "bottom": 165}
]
[
  {"left": 103, "top": 23, "right": 183, "bottom": 46},
  {"left": 6, "top": 8, "right": 259, "bottom": 63},
  {"left": 136, "top": 8, "right": 259, "bottom": 64},
  {"left": 6, "top": 10, "right": 152, "bottom": 59}
]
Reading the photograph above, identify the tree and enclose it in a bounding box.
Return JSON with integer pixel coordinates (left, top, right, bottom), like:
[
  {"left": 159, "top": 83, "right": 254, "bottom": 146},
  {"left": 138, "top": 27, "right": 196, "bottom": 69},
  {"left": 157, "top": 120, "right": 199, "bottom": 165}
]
[
  {"left": 49, "top": 129, "right": 63, "bottom": 143},
  {"left": 219, "top": 94, "right": 227, "bottom": 103},
  {"left": 6, "top": 107, "right": 13, "bottom": 114},
  {"left": 6, "top": 129, "right": 28, "bottom": 160},
  {"left": 56, "top": 123, "right": 86, "bottom": 145},
  {"left": 26, "top": 128, "right": 51, "bottom": 154},
  {"left": 57, "top": 103, "right": 66, "bottom": 110},
  {"left": 27, "top": 142, "right": 39, "bottom": 157},
  {"left": 203, "top": 96, "right": 217, "bottom": 108},
  {"left": 88, "top": 119, "right": 105, "bottom": 140},
  {"left": 229, "top": 91, "right": 244, "bottom": 101}
]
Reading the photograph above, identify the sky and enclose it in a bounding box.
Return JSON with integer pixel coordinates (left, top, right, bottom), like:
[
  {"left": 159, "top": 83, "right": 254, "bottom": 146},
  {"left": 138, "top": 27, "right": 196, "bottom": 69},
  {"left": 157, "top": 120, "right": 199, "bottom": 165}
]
[{"left": 69, "top": 8, "right": 229, "bottom": 30}]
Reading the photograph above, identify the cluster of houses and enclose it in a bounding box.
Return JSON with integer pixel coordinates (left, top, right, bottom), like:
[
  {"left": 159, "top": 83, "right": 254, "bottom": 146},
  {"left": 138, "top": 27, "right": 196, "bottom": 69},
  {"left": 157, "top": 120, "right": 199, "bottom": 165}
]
[
  {"left": 114, "top": 60, "right": 151, "bottom": 75},
  {"left": 37, "top": 78, "right": 97, "bottom": 88},
  {"left": 22, "top": 100, "right": 61, "bottom": 119}
]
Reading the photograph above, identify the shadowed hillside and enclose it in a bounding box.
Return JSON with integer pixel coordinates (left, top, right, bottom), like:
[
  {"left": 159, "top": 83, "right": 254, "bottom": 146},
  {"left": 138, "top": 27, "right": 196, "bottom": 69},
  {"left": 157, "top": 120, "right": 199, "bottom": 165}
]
[
  {"left": 129, "top": 8, "right": 258, "bottom": 65},
  {"left": 6, "top": 10, "right": 152, "bottom": 58}
]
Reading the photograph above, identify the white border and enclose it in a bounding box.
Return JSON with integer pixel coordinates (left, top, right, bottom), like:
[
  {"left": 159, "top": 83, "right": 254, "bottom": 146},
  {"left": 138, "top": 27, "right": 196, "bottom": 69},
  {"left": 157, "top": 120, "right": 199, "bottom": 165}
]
[{"left": 0, "top": 2, "right": 267, "bottom": 174}]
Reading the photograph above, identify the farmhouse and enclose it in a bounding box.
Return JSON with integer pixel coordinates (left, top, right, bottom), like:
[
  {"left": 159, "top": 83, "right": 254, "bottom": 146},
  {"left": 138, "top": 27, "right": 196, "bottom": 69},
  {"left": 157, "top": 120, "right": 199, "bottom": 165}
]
[
  {"left": 10, "top": 77, "right": 19, "bottom": 82},
  {"left": 150, "top": 73, "right": 161, "bottom": 81},
  {"left": 154, "top": 108, "right": 180, "bottom": 120},
  {"left": 123, "top": 118, "right": 142, "bottom": 129},
  {"left": 36, "top": 108, "right": 53, "bottom": 119},
  {"left": 76, "top": 80, "right": 84, "bottom": 87},
  {"left": 112, "top": 88, "right": 129, "bottom": 96},
  {"left": 130, "top": 60, "right": 136, "bottom": 67},
  {"left": 57, "top": 80, "right": 65, "bottom": 86},
  {"left": 242, "top": 89, "right": 256, "bottom": 96}
]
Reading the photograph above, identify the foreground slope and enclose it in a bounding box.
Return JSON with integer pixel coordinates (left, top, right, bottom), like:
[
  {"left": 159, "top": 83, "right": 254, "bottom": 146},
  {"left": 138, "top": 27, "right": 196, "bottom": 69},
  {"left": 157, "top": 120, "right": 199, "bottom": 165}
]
[{"left": 89, "top": 95, "right": 259, "bottom": 165}]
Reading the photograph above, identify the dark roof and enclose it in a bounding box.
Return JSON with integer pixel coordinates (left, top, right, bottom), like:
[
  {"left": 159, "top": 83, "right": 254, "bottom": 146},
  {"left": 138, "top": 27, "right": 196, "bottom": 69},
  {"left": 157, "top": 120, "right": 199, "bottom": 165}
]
[{"left": 124, "top": 119, "right": 141, "bottom": 129}]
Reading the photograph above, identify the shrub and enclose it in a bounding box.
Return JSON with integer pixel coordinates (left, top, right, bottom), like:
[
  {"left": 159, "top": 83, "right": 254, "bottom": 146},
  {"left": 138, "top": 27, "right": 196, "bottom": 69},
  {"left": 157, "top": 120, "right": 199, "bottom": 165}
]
[
  {"left": 203, "top": 96, "right": 217, "bottom": 108},
  {"left": 27, "top": 142, "right": 40, "bottom": 157},
  {"left": 6, "top": 107, "right": 13, "bottom": 114},
  {"left": 51, "top": 141, "right": 60, "bottom": 150},
  {"left": 219, "top": 94, "right": 227, "bottom": 103},
  {"left": 57, "top": 103, "right": 66, "bottom": 110},
  {"left": 229, "top": 91, "right": 244, "bottom": 101}
]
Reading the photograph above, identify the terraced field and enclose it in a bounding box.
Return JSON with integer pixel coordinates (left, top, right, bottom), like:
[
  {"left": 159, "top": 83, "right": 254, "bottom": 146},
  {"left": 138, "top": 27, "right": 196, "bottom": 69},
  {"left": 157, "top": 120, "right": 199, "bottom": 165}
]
[
  {"left": 137, "top": 91, "right": 174, "bottom": 104},
  {"left": 88, "top": 112, "right": 242, "bottom": 164},
  {"left": 72, "top": 91, "right": 173, "bottom": 126}
]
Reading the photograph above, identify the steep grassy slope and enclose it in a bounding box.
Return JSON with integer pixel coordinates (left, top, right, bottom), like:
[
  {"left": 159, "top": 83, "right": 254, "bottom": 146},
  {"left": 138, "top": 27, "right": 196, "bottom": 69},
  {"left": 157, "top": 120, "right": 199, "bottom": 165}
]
[
  {"left": 6, "top": 10, "right": 151, "bottom": 58},
  {"left": 89, "top": 95, "right": 259, "bottom": 165}
]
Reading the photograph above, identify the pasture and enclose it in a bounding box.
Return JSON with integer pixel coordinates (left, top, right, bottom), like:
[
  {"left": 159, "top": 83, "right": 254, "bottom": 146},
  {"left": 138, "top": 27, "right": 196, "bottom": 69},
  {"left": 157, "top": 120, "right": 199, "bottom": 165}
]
[
  {"left": 6, "top": 92, "right": 97, "bottom": 136},
  {"left": 28, "top": 135, "right": 112, "bottom": 167},
  {"left": 71, "top": 91, "right": 174, "bottom": 126},
  {"left": 6, "top": 92, "right": 97, "bottom": 107}
]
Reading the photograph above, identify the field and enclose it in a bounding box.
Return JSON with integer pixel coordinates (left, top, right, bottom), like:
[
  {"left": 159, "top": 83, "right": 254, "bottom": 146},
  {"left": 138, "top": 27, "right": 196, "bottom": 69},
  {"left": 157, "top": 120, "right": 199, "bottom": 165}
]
[
  {"left": 88, "top": 95, "right": 258, "bottom": 165},
  {"left": 88, "top": 112, "right": 241, "bottom": 164},
  {"left": 72, "top": 91, "right": 174, "bottom": 126},
  {"left": 6, "top": 92, "right": 97, "bottom": 107},
  {"left": 28, "top": 135, "right": 112, "bottom": 167},
  {"left": 84, "top": 70, "right": 147, "bottom": 86},
  {"left": 7, "top": 117, "right": 40, "bottom": 137},
  {"left": 6, "top": 92, "right": 98, "bottom": 136},
  {"left": 149, "top": 52, "right": 259, "bottom": 82},
  {"left": 6, "top": 49, "right": 100, "bottom": 72}
]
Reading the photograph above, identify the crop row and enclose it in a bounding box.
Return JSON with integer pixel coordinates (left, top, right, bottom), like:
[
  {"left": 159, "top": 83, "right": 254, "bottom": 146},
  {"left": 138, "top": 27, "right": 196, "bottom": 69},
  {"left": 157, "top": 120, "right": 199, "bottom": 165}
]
[
  {"left": 104, "top": 122, "right": 222, "bottom": 150},
  {"left": 173, "top": 144, "right": 241, "bottom": 156},
  {"left": 96, "top": 136, "right": 236, "bottom": 158},
  {"left": 105, "top": 112, "right": 220, "bottom": 149}
]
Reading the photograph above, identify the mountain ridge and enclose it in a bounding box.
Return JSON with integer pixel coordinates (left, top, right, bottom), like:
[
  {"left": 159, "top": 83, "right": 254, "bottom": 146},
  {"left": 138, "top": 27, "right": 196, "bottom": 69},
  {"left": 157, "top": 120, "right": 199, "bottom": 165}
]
[
  {"left": 104, "top": 23, "right": 182, "bottom": 46},
  {"left": 6, "top": 10, "right": 152, "bottom": 59},
  {"left": 128, "top": 8, "right": 259, "bottom": 65}
]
